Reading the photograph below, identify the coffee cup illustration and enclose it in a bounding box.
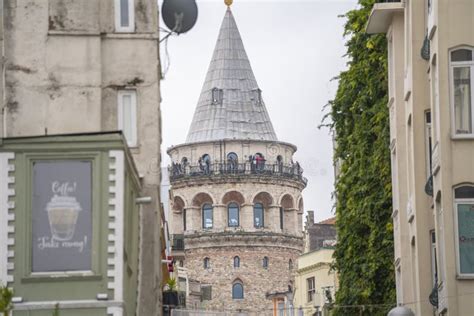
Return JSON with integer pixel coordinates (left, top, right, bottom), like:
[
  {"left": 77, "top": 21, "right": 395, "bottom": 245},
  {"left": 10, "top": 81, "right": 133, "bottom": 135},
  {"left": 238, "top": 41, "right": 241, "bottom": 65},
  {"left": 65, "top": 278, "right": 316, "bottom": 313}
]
[{"left": 46, "top": 195, "right": 82, "bottom": 241}]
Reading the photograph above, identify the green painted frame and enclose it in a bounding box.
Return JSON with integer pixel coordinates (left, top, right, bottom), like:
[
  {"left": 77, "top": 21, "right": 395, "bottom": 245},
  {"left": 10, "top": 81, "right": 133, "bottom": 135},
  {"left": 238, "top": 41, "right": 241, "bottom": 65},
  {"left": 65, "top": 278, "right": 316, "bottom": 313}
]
[{"left": 12, "top": 151, "right": 109, "bottom": 300}]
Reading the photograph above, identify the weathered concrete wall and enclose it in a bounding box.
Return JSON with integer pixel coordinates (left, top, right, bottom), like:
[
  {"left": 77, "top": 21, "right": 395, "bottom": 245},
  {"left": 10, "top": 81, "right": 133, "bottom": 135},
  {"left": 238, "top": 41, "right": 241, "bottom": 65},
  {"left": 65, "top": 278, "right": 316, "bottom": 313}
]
[{"left": 1, "top": 1, "right": 162, "bottom": 315}]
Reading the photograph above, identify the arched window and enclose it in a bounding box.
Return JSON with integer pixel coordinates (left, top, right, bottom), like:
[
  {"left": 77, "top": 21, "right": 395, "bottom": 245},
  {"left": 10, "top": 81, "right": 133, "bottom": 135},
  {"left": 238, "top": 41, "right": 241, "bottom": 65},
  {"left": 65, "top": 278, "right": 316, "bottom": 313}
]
[
  {"left": 254, "top": 203, "right": 264, "bottom": 228},
  {"left": 252, "top": 153, "right": 265, "bottom": 172},
  {"left": 200, "top": 154, "right": 211, "bottom": 174},
  {"left": 228, "top": 202, "right": 239, "bottom": 227},
  {"left": 450, "top": 47, "right": 474, "bottom": 135},
  {"left": 203, "top": 257, "right": 210, "bottom": 269},
  {"left": 279, "top": 207, "right": 284, "bottom": 230},
  {"left": 253, "top": 88, "right": 263, "bottom": 105},
  {"left": 233, "top": 256, "right": 240, "bottom": 268},
  {"left": 263, "top": 257, "right": 269, "bottom": 269},
  {"left": 289, "top": 259, "right": 293, "bottom": 270},
  {"left": 202, "top": 203, "right": 213, "bottom": 229},
  {"left": 454, "top": 185, "right": 474, "bottom": 275},
  {"left": 227, "top": 152, "right": 238, "bottom": 173},
  {"left": 232, "top": 282, "right": 244, "bottom": 299},
  {"left": 227, "top": 152, "right": 238, "bottom": 162}
]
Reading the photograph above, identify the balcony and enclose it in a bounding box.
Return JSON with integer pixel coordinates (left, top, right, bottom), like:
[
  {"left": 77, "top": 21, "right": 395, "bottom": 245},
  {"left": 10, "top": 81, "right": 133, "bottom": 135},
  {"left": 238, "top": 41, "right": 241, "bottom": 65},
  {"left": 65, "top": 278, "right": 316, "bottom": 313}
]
[
  {"left": 168, "top": 161, "right": 307, "bottom": 186},
  {"left": 171, "top": 234, "right": 184, "bottom": 251},
  {"left": 366, "top": 0, "right": 404, "bottom": 34}
]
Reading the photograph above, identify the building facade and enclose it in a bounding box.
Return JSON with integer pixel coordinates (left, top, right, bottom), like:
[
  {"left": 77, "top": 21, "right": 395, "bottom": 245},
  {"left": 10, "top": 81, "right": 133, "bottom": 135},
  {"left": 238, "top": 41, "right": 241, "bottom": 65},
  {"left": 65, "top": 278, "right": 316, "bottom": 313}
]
[
  {"left": 0, "top": 1, "right": 162, "bottom": 315},
  {"left": 367, "top": 0, "right": 474, "bottom": 315},
  {"left": 294, "top": 249, "right": 337, "bottom": 316},
  {"left": 294, "top": 213, "right": 337, "bottom": 316},
  {"left": 0, "top": 133, "right": 142, "bottom": 316},
  {"left": 303, "top": 212, "right": 336, "bottom": 253},
  {"left": 168, "top": 6, "right": 306, "bottom": 315}
]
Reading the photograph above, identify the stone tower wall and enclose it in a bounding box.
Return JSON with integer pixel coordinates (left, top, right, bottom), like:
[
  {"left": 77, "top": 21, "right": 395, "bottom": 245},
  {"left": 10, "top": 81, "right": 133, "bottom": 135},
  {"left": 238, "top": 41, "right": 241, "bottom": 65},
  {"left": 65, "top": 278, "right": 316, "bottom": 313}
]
[
  {"left": 169, "top": 140, "right": 306, "bottom": 313},
  {"left": 185, "top": 245, "right": 301, "bottom": 315}
]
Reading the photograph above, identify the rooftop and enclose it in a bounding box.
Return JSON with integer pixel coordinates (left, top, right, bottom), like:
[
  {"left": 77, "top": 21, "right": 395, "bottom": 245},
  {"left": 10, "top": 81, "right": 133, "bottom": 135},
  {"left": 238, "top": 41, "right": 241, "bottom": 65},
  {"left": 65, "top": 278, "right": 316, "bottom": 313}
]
[
  {"left": 317, "top": 217, "right": 336, "bottom": 225},
  {"left": 185, "top": 8, "right": 278, "bottom": 143}
]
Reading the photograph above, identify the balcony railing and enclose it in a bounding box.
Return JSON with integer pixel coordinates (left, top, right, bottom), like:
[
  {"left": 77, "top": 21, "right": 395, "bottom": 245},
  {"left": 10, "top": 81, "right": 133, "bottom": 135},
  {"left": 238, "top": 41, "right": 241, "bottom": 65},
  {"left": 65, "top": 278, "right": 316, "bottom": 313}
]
[
  {"left": 172, "top": 234, "right": 184, "bottom": 251},
  {"left": 169, "top": 161, "right": 307, "bottom": 185}
]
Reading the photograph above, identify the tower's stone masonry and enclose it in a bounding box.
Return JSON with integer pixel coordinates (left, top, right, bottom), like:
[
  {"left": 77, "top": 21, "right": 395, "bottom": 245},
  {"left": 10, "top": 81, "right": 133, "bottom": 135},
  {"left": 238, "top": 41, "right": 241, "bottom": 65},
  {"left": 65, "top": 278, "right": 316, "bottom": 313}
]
[
  {"left": 185, "top": 242, "right": 301, "bottom": 314},
  {"left": 168, "top": 7, "right": 307, "bottom": 313}
]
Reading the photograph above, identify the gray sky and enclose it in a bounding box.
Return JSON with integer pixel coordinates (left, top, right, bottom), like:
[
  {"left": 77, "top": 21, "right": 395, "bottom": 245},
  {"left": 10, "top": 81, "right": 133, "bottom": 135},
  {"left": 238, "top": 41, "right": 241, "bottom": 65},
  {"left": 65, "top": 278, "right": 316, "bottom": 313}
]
[{"left": 160, "top": 0, "right": 358, "bottom": 223}]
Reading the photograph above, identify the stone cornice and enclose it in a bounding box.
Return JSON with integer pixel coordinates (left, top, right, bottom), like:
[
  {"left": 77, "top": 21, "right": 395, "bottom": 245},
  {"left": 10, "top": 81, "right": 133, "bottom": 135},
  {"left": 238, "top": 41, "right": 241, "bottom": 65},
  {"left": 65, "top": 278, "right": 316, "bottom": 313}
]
[
  {"left": 167, "top": 139, "right": 298, "bottom": 154},
  {"left": 184, "top": 231, "right": 303, "bottom": 252},
  {"left": 297, "top": 262, "right": 332, "bottom": 274},
  {"left": 171, "top": 174, "right": 306, "bottom": 191}
]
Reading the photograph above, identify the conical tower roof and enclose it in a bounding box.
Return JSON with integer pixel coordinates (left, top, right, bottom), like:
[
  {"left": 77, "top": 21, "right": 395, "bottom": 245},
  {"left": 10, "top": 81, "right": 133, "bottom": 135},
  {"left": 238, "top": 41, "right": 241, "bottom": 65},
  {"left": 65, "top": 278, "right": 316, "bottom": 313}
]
[{"left": 185, "top": 8, "right": 278, "bottom": 143}]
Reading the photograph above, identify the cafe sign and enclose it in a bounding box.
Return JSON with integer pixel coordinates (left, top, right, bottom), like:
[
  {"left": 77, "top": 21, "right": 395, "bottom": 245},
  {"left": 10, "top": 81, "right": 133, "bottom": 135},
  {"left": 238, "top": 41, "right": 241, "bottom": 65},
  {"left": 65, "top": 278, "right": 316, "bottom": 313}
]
[{"left": 32, "top": 161, "right": 92, "bottom": 272}]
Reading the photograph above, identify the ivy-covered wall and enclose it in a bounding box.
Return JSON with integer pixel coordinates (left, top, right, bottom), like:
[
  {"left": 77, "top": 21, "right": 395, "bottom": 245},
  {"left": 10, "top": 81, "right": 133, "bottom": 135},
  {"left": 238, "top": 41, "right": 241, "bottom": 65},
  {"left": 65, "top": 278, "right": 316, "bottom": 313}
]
[{"left": 326, "top": 0, "right": 395, "bottom": 315}]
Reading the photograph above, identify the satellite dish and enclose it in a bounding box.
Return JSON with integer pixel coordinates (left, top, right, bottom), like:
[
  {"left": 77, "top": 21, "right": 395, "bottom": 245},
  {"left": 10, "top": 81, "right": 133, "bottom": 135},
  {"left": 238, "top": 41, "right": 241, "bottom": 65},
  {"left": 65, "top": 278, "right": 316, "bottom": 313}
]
[{"left": 162, "top": 0, "right": 198, "bottom": 34}]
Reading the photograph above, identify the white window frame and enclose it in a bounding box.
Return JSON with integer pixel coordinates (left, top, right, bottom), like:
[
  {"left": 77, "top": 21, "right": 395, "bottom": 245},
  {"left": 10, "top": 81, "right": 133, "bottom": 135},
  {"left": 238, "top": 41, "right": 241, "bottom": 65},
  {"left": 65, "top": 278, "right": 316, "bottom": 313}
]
[
  {"left": 449, "top": 47, "right": 474, "bottom": 138},
  {"left": 117, "top": 90, "right": 138, "bottom": 147},
  {"left": 453, "top": 185, "right": 474, "bottom": 278},
  {"left": 115, "top": 0, "right": 135, "bottom": 33},
  {"left": 306, "top": 277, "right": 315, "bottom": 303}
]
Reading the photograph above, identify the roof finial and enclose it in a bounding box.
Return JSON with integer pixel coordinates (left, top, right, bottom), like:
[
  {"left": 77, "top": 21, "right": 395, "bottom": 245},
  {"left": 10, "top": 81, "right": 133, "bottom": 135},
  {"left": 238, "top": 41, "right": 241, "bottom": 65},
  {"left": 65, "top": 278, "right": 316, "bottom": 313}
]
[{"left": 225, "top": 0, "right": 233, "bottom": 7}]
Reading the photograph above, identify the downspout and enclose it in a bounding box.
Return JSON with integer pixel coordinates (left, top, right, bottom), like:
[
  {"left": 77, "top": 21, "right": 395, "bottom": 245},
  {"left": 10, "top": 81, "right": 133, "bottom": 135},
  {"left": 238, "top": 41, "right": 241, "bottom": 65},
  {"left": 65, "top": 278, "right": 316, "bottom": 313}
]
[{"left": 1, "top": 0, "right": 6, "bottom": 138}]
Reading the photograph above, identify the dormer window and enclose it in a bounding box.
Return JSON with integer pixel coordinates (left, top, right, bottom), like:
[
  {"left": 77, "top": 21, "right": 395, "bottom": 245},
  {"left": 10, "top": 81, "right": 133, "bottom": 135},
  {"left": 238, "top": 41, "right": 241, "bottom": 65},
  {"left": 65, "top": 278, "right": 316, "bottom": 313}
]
[
  {"left": 212, "top": 87, "right": 223, "bottom": 105},
  {"left": 252, "top": 89, "right": 263, "bottom": 105}
]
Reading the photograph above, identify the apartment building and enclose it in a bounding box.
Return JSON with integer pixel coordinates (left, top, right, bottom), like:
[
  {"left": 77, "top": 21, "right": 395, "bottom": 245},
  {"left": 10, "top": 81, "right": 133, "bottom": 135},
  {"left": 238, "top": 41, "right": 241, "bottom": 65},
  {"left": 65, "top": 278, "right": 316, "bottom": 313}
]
[
  {"left": 0, "top": 1, "right": 162, "bottom": 315},
  {"left": 367, "top": 0, "right": 474, "bottom": 315}
]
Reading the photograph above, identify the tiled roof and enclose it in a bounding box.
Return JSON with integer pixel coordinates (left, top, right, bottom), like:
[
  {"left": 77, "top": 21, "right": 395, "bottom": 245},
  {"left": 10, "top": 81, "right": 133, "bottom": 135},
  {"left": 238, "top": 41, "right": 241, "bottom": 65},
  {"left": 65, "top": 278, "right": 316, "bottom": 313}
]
[
  {"left": 185, "top": 8, "right": 277, "bottom": 143},
  {"left": 317, "top": 217, "right": 336, "bottom": 225}
]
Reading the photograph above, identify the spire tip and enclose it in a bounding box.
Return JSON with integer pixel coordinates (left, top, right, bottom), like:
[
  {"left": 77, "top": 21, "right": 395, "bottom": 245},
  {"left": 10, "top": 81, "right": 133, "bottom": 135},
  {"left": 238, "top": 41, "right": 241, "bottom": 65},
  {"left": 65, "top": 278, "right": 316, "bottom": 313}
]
[{"left": 225, "top": 0, "right": 233, "bottom": 7}]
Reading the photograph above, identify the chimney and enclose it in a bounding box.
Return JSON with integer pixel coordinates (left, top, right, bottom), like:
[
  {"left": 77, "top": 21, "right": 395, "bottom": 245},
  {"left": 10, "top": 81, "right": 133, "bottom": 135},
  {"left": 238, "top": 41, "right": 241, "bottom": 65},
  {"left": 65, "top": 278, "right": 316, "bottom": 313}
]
[{"left": 307, "top": 210, "right": 314, "bottom": 225}]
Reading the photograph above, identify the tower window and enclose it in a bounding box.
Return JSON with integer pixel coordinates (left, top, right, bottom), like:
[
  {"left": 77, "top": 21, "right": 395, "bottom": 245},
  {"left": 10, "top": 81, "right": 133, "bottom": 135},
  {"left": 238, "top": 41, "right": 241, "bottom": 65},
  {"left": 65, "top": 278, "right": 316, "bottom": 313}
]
[
  {"left": 263, "top": 256, "right": 269, "bottom": 269},
  {"left": 204, "top": 257, "right": 210, "bottom": 269},
  {"left": 202, "top": 204, "right": 213, "bottom": 229},
  {"left": 254, "top": 203, "right": 264, "bottom": 228},
  {"left": 233, "top": 256, "right": 240, "bottom": 268},
  {"left": 211, "top": 87, "right": 224, "bottom": 105},
  {"left": 183, "top": 209, "right": 187, "bottom": 231},
  {"left": 228, "top": 203, "right": 240, "bottom": 227},
  {"left": 227, "top": 152, "right": 238, "bottom": 163},
  {"left": 232, "top": 282, "right": 244, "bottom": 299},
  {"left": 289, "top": 259, "right": 293, "bottom": 270}
]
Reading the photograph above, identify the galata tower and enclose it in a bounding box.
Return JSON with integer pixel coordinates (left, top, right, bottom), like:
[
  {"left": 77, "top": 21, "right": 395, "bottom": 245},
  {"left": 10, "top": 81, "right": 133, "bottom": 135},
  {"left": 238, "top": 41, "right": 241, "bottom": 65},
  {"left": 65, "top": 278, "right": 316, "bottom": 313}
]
[{"left": 168, "top": 4, "right": 306, "bottom": 314}]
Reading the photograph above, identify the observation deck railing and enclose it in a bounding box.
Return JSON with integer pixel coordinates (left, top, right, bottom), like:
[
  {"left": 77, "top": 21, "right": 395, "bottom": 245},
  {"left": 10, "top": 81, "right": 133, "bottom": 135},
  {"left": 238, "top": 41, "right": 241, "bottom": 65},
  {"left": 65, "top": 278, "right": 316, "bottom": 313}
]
[{"left": 168, "top": 161, "right": 307, "bottom": 185}]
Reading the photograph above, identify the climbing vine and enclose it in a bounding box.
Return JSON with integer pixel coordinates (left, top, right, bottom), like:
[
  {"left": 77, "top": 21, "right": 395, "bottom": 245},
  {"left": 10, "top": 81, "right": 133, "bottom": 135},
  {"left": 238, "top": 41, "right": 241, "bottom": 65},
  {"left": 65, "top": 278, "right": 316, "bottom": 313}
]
[{"left": 325, "top": 0, "right": 396, "bottom": 315}]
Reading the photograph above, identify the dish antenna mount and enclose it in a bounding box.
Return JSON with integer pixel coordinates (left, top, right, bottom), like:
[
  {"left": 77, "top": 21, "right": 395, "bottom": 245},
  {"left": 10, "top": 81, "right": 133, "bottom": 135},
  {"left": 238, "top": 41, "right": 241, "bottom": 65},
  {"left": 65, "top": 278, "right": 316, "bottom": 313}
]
[{"left": 161, "top": 0, "right": 198, "bottom": 42}]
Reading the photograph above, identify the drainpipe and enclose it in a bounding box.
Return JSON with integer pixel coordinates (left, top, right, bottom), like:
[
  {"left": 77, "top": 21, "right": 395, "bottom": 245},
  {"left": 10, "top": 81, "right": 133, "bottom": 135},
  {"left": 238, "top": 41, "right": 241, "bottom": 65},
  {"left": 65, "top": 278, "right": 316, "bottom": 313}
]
[{"left": 1, "top": 0, "right": 6, "bottom": 138}]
